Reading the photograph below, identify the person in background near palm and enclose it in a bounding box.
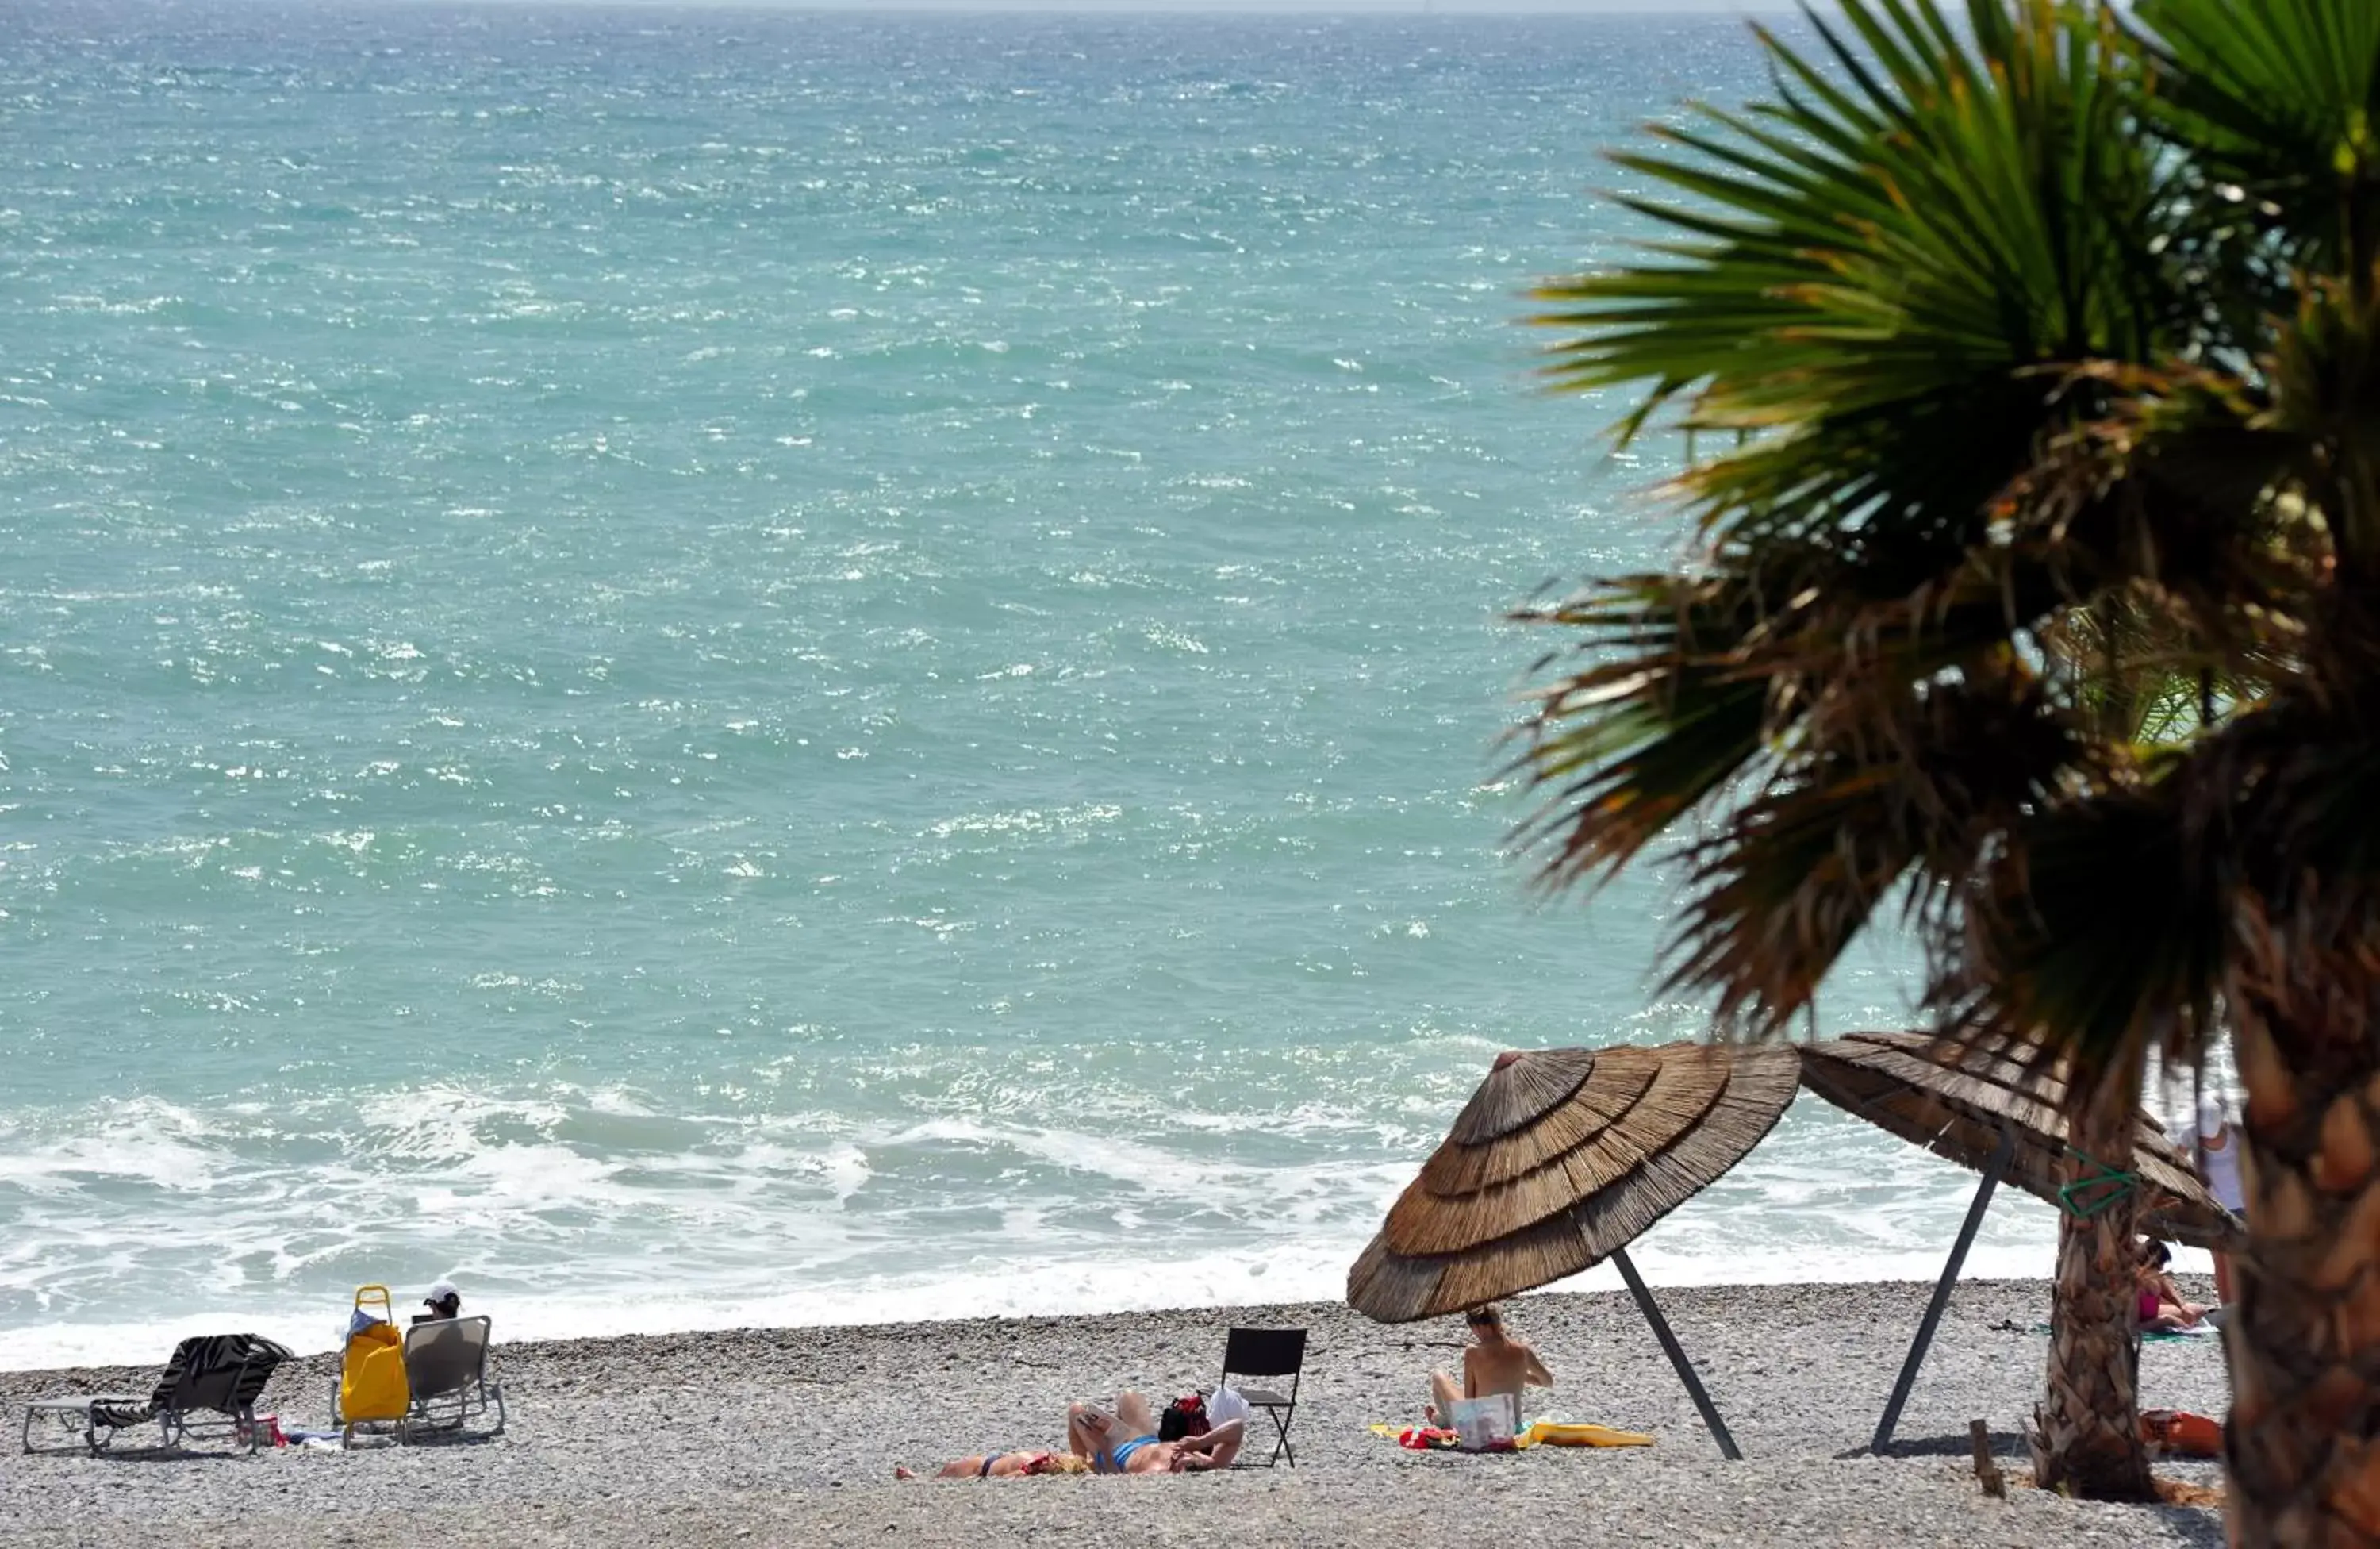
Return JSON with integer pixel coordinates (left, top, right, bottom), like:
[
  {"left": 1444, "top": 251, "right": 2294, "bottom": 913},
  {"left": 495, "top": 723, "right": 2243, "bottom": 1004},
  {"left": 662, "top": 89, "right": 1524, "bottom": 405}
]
[{"left": 2169, "top": 1097, "right": 2245, "bottom": 1304}]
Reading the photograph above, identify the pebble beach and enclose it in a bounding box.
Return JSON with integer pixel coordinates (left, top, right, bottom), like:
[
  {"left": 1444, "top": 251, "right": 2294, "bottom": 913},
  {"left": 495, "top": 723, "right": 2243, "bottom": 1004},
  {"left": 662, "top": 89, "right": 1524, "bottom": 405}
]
[{"left": 2, "top": 1278, "right": 2228, "bottom": 1547}]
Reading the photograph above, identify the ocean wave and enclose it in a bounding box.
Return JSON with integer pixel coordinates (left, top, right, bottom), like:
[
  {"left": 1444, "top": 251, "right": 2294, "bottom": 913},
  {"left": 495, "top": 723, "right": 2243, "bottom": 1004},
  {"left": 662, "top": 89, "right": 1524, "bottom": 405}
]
[
  {"left": 0, "top": 1069, "right": 2174, "bottom": 1373},
  {"left": 0, "top": 1210, "right": 2170, "bottom": 1375}
]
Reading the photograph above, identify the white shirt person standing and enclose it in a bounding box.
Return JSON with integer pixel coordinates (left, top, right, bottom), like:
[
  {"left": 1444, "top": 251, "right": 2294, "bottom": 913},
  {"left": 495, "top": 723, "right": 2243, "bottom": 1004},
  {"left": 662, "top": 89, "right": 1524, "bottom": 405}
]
[{"left": 2173, "top": 1096, "right": 2246, "bottom": 1303}]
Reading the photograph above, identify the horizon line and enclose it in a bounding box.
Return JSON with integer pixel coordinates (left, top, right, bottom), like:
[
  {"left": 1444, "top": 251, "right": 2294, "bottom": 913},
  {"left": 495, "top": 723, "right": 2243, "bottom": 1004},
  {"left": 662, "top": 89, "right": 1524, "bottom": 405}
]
[{"left": 106, "top": 0, "right": 1814, "bottom": 15}]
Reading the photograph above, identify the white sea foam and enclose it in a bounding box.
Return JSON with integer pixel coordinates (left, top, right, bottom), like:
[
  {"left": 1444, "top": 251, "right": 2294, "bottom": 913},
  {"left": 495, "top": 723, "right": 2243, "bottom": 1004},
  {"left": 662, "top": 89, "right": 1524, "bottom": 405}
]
[
  {"left": 0, "top": 1071, "right": 2207, "bottom": 1374},
  {"left": 0, "top": 1216, "right": 2190, "bottom": 1374}
]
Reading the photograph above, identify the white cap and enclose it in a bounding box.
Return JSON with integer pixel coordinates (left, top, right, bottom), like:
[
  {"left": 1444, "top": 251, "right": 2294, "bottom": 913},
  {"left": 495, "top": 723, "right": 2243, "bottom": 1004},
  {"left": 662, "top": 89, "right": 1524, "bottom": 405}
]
[
  {"left": 2197, "top": 1095, "right": 2228, "bottom": 1140},
  {"left": 424, "top": 1279, "right": 461, "bottom": 1306}
]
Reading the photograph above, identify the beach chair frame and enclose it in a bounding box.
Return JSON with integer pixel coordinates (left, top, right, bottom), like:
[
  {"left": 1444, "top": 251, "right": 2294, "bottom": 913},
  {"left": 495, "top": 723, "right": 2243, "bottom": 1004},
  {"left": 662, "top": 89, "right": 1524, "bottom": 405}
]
[
  {"left": 20, "top": 1334, "right": 290, "bottom": 1455},
  {"left": 397, "top": 1315, "right": 506, "bottom": 1441},
  {"left": 1219, "top": 1326, "right": 1305, "bottom": 1467}
]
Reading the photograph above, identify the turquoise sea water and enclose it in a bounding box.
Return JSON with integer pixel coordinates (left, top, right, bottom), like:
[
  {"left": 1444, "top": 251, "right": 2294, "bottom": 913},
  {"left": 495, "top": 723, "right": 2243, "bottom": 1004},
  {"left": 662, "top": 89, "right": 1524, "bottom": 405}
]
[{"left": 0, "top": 2, "right": 2120, "bottom": 1367}]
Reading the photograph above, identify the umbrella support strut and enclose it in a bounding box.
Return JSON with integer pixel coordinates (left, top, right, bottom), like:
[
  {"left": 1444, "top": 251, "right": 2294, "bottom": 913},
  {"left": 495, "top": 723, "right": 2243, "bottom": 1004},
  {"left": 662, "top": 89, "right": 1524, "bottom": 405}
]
[
  {"left": 1611, "top": 1246, "right": 1742, "bottom": 1461},
  {"left": 1870, "top": 1128, "right": 2014, "bottom": 1455}
]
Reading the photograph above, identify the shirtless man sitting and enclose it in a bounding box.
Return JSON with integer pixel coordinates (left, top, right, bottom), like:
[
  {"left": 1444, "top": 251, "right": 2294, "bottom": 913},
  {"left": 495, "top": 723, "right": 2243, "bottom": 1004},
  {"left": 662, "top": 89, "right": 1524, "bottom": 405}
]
[
  {"left": 1066, "top": 1390, "right": 1246, "bottom": 1474},
  {"left": 1427, "top": 1303, "right": 1553, "bottom": 1428}
]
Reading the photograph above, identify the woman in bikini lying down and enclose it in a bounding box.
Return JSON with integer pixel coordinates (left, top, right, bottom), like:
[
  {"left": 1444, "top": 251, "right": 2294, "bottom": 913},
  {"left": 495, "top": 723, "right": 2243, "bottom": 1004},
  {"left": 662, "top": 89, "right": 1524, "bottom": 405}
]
[
  {"left": 1065, "top": 1390, "right": 1246, "bottom": 1474},
  {"left": 894, "top": 1451, "right": 1091, "bottom": 1480}
]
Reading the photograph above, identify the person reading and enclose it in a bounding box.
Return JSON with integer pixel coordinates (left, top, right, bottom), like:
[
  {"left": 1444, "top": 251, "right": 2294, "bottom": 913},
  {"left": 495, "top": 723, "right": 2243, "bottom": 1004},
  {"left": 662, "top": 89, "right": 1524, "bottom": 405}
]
[{"left": 1426, "top": 1303, "right": 1553, "bottom": 1430}]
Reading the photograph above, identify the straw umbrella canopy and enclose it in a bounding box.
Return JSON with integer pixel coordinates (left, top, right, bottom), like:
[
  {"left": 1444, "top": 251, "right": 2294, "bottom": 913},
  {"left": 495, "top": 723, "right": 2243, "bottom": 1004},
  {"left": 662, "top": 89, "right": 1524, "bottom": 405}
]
[
  {"left": 1346, "top": 1040, "right": 1802, "bottom": 1324},
  {"left": 1796, "top": 1030, "right": 2242, "bottom": 1251}
]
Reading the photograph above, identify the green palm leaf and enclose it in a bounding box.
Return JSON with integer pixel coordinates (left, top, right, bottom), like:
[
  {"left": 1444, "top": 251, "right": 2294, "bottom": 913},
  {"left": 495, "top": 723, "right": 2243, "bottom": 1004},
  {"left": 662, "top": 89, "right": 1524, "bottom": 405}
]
[{"left": 2133, "top": 0, "right": 2380, "bottom": 271}]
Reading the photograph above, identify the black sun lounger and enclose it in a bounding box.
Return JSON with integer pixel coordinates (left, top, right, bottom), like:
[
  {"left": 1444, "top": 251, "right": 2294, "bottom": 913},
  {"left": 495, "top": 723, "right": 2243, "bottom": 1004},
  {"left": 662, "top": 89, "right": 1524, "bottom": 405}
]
[{"left": 21, "top": 1332, "right": 294, "bottom": 1455}]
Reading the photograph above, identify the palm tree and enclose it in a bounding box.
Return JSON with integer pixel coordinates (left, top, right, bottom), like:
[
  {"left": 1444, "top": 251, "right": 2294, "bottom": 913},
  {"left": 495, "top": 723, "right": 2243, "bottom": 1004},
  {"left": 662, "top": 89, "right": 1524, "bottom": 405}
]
[{"left": 1514, "top": 0, "right": 2380, "bottom": 1533}]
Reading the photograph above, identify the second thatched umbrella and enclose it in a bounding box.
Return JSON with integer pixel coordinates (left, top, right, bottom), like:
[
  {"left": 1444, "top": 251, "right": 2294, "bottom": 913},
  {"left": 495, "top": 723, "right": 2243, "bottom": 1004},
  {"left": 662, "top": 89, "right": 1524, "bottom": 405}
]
[
  {"left": 1799, "top": 1030, "right": 2244, "bottom": 1453},
  {"left": 1347, "top": 1040, "right": 1801, "bottom": 1459}
]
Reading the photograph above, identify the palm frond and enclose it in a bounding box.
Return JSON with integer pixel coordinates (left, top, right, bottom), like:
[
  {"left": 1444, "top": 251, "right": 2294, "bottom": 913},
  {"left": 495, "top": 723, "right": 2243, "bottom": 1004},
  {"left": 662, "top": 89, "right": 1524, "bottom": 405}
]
[
  {"left": 2132, "top": 0, "right": 2380, "bottom": 273},
  {"left": 1944, "top": 771, "right": 2229, "bottom": 1089},
  {"left": 1534, "top": 0, "right": 2180, "bottom": 589},
  {"left": 1507, "top": 572, "right": 1780, "bottom": 889},
  {"left": 1514, "top": 0, "right": 2376, "bottom": 1091},
  {"left": 1665, "top": 659, "right": 2095, "bottom": 1036}
]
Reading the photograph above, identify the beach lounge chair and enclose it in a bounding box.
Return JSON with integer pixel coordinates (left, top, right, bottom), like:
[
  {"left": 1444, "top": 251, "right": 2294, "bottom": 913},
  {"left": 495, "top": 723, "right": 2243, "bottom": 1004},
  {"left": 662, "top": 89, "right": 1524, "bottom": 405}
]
[
  {"left": 399, "top": 1315, "right": 505, "bottom": 1439},
  {"left": 21, "top": 1332, "right": 293, "bottom": 1455},
  {"left": 1219, "top": 1326, "right": 1305, "bottom": 1467}
]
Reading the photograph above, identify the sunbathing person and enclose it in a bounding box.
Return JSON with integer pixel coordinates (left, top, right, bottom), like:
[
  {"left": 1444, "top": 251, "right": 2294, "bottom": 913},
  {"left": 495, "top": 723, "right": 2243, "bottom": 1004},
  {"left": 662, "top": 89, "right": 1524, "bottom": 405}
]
[
  {"left": 895, "top": 1450, "right": 1090, "bottom": 1480},
  {"left": 1066, "top": 1390, "right": 1246, "bottom": 1473},
  {"left": 1427, "top": 1303, "right": 1553, "bottom": 1426}
]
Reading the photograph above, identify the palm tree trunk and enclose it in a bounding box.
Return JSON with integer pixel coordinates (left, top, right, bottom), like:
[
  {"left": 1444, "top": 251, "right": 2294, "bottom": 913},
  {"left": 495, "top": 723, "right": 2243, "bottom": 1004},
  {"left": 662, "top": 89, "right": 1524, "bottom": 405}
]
[
  {"left": 2224, "top": 1017, "right": 2380, "bottom": 1547},
  {"left": 2032, "top": 1066, "right": 2155, "bottom": 1500}
]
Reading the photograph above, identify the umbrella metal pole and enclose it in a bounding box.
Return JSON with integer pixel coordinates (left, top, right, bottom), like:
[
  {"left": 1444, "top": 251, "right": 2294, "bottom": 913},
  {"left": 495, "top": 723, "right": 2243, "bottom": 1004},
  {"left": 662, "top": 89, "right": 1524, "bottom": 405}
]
[
  {"left": 1871, "top": 1128, "right": 2014, "bottom": 1455},
  {"left": 1610, "top": 1246, "right": 1742, "bottom": 1462}
]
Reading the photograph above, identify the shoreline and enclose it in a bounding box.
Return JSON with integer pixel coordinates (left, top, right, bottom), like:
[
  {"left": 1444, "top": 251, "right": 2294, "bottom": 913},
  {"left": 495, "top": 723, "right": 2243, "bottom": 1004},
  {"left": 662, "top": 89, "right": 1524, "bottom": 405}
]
[
  {"left": 2, "top": 1277, "right": 2229, "bottom": 1547},
  {"left": 0, "top": 1236, "right": 2224, "bottom": 1375}
]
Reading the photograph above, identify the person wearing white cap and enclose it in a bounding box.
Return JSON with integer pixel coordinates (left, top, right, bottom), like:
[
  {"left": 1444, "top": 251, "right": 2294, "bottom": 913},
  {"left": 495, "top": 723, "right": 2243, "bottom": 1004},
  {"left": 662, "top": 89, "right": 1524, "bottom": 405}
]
[
  {"left": 411, "top": 1279, "right": 463, "bottom": 1326},
  {"left": 2174, "top": 1096, "right": 2245, "bottom": 1303}
]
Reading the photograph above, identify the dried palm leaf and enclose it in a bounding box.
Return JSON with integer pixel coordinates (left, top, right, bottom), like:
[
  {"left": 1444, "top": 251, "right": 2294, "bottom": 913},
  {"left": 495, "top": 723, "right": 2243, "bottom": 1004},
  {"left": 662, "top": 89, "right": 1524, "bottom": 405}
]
[
  {"left": 1799, "top": 1030, "right": 2240, "bottom": 1250},
  {"left": 1349, "top": 1043, "right": 1800, "bottom": 1324}
]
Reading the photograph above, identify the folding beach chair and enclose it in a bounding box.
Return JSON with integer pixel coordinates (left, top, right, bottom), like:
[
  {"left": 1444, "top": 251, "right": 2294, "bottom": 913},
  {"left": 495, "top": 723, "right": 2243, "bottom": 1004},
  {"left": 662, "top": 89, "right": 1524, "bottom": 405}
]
[
  {"left": 1219, "top": 1326, "right": 1306, "bottom": 1467},
  {"left": 21, "top": 1333, "right": 294, "bottom": 1455},
  {"left": 400, "top": 1315, "right": 505, "bottom": 1440}
]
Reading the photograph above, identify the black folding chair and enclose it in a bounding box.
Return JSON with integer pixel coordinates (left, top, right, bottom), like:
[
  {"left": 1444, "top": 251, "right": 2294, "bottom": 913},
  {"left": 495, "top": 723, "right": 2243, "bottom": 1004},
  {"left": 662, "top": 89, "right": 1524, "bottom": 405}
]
[{"left": 1219, "top": 1326, "right": 1306, "bottom": 1467}]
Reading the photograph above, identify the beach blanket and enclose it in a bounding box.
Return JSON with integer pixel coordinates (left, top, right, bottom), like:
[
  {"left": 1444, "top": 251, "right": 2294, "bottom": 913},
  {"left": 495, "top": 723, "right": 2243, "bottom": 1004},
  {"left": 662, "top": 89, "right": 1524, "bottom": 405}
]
[
  {"left": 2017, "top": 1320, "right": 2220, "bottom": 1342},
  {"left": 1368, "top": 1420, "right": 1654, "bottom": 1451},
  {"left": 1373, "top": 1424, "right": 1464, "bottom": 1451}
]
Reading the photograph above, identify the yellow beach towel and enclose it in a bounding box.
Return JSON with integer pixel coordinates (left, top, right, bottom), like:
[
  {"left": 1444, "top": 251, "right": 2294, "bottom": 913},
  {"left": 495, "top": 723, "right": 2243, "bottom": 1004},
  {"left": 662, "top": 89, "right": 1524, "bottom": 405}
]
[
  {"left": 1514, "top": 1420, "right": 1654, "bottom": 1449},
  {"left": 1368, "top": 1420, "right": 1653, "bottom": 1450}
]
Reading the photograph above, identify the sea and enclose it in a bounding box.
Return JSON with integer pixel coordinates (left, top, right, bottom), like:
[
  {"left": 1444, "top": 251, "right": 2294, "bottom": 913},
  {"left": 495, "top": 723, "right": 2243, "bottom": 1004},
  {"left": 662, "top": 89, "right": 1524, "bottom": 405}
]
[{"left": 0, "top": 0, "right": 2210, "bottom": 1370}]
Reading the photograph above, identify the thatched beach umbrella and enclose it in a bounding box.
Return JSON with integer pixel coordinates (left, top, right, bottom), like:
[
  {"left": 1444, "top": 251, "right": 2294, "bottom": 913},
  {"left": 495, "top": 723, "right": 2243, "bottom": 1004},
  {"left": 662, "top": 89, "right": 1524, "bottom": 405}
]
[
  {"left": 1798, "top": 1030, "right": 2244, "bottom": 1452},
  {"left": 1347, "top": 1040, "right": 1801, "bottom": 1459}
]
